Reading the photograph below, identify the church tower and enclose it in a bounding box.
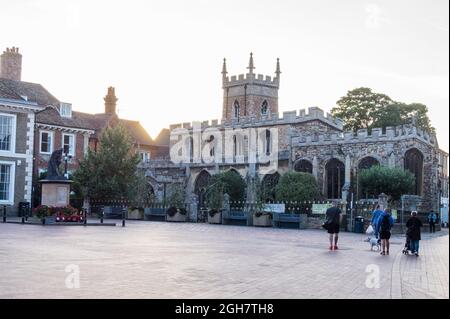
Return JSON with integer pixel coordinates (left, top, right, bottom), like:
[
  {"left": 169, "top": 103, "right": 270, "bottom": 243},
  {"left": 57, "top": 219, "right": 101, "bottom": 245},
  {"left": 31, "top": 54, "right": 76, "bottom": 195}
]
[{"left": 222, "top": 53, "right": 280, "bottom": 121}]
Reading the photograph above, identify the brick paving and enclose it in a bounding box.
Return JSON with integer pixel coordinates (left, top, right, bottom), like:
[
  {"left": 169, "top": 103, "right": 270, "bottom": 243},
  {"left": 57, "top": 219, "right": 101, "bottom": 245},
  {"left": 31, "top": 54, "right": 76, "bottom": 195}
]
[{"left": 0, "top": 221, "right": 447, "bottom": 299}]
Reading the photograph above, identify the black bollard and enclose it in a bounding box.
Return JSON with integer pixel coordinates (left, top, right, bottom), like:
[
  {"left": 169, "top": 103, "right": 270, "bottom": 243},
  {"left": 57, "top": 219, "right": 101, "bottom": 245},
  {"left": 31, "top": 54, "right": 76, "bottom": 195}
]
[
  {"left": 122, "top": 207, "right": 126, "bottom": 227},
  {"left": 84, "top": 208, "right": 87, "bottom": 225},
  {"left": 2, "top": 205, "right": 6, "bottom": 223},
  {"left": 100, "top": 207, "right": 104, "bottom": 224}
]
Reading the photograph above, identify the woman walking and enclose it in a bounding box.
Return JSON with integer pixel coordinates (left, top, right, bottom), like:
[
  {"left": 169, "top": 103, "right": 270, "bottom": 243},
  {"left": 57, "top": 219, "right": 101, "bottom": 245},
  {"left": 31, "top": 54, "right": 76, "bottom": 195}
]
[{"left": 406, "top": 211, "right": 423, "bottom": 257}]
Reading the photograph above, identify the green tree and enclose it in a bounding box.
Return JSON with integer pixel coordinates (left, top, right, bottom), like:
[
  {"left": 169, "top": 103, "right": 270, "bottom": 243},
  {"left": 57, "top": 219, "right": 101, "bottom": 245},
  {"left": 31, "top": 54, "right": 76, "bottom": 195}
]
[
  {"left": 166, "top": 183, "right": 186, "bottom": 209},
  {"left": 205, "top": 170, "right": 246, "bottom": 205},
  {"left": 331, "top": 87, "right": 393, "bottom": 132},
  {"left": 73, "top": 124, "right": 141, "bottom": 201},
  {"left": 372, "top": 102, "right": 435, "bottom": 133},
  {"left": 359, "top": 166, "right": 415, "bottom": 200},
  {"left": 332, "top": 87, "right": 435, "bottom": 133},
  {"left": 275, "top": 172, "right": 320, "bottom": 202}
]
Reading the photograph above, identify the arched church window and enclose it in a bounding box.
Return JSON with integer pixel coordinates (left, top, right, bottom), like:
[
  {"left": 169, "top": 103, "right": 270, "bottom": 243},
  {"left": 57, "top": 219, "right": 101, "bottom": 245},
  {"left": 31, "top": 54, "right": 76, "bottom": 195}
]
[
  {"left": 294, "top": 159, "right": 313, "bottom": 174},
  {"left": 194, "top": 170, "right": 211, "bottom": 209},
  {"left": 261, "top": 172, "right": 280, "bottom": 202},
  {"left": 358, "top": 157, "right": 379, "bottom": 170},
  {"left": 326, "top": 158, "right": 345, "bottom": 199},
  {"left": 207, "top": 135, "right": 215, "bottom": 157},
  {"left": 188, "top": 136, "right": 194, "bottom": 162},
  {"left": 265, "top": 129, "right": 271, "bottom": 155},
  {"left": 261, "top": 100, "right": 268, "bottom": 115},
  {"left": 404, "top": 148, "right": 423, "bottom": 195},
  {"left": 233, "top": 100, "right": 240, "bottom": 119}
]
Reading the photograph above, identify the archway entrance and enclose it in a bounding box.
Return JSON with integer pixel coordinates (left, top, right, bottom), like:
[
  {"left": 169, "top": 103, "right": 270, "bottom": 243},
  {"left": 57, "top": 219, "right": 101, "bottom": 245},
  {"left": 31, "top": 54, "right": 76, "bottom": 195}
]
[{"left": 194, "top": 170, "right": 211, "bottom": 210}]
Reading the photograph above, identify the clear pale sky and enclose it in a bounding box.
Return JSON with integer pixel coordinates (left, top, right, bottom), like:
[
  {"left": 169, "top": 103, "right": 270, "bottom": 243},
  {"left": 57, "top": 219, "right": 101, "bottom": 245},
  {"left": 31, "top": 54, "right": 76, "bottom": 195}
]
[{"left": 1, "top": 0, "right": 448, "bottom": 151}]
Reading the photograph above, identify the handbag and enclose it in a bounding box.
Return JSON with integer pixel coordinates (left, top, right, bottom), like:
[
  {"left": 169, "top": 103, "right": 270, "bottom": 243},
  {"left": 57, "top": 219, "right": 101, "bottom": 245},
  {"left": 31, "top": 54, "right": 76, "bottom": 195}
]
[{"left": 322, "top": 220, "right": 331, "bottom": 230}]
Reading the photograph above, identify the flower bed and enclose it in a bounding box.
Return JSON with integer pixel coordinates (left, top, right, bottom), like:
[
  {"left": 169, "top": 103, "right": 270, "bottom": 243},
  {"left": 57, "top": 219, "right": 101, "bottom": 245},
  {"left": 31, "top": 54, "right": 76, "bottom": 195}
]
[{"left": 32, "top": 205, "right": 83, "bottom": 223}]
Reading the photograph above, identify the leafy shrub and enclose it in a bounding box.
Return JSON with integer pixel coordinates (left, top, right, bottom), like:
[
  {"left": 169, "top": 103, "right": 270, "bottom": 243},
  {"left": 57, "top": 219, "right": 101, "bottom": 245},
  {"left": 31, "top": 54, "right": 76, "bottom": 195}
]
[
  {"left": 275, "top": 172, "right": 320, "bottom": 202},
  {"left": 33, "top": 205, "right": 50, "bottom": 218},
  {"left": 359, "top": 166, "right": 415, "bottom": 200}
]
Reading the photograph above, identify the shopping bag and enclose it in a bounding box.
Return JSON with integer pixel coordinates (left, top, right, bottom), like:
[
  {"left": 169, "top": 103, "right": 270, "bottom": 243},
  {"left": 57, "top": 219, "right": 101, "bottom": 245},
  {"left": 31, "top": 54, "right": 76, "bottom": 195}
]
[{"left": 365, "top": 224, "right": 374, "bottom": 235}]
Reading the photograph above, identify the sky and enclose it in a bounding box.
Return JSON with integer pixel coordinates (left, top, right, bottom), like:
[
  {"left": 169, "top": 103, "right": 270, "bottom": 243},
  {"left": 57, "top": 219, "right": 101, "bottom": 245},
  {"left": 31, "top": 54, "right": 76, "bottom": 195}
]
[{"left": 1, "top": 0, "right": 448, "bottom": 151}]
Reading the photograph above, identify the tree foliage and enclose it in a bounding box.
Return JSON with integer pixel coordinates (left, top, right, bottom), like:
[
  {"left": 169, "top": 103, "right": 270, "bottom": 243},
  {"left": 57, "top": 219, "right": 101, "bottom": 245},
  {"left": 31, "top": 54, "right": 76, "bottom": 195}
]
[
  {"left": 275, "top": 172, "right": 320, "bottom": 202},
  {"left": 331, "top": 87, "right": 392, "bottom": 132},
  {"left": 205, "top": 170, "right": 246, "bottom": 208},
  {"left": 166, "top": 183, "right": 186, "bottom": 209},
  {"left": 73, "top": 124, "right": 142, "bottom": 201},
  {"left": 331, "top": 87, "right": 434, "bottom": 133},
  {"left": 359, "top": 165, "right": 415, "bottom": 200}
]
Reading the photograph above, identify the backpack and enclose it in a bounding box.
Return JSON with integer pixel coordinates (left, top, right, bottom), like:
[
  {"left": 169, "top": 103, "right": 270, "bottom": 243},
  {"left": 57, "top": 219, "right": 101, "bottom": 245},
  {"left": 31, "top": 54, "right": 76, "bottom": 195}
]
[{"left": 380, "top": 214, "right": 391, "bottom": 232}]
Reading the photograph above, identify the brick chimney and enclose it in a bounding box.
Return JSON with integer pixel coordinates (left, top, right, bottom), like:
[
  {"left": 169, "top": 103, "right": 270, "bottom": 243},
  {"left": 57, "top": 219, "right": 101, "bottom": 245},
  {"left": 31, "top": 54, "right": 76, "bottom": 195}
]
[
  {"left": 0, "top": 47, "right": 22, "bottom": 81},
  {"left": 104, "top": 87, "right": 118, "bottom": 115}
]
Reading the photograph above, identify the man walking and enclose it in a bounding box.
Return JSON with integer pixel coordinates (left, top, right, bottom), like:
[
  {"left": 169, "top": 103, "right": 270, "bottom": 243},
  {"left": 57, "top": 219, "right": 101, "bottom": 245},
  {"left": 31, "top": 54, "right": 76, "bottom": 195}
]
[
  {"left": 427, "top": 210, "right": 437, "bottom": 233},
  {"left": 325, "top": 201, "right": 343, "bottom": 250}
]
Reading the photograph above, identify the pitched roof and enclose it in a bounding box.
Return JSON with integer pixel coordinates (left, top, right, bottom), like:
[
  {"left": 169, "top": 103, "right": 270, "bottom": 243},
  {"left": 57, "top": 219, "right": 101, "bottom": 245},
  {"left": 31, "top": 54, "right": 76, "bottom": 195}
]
[
  {"left": 119, "top": 118, "right": 153, "bottom": 145},
  {"left": 35, "top": 107, "right": 96, "bottom": 131},
  {"left": 35, "top": 107, "right": 156, "bottom": 146},
  {"left": 153, "top": 128, "right": 170, "bottom": 146},
  {"left": 0, "top": 78, "right": 60, "bottom": 106}
]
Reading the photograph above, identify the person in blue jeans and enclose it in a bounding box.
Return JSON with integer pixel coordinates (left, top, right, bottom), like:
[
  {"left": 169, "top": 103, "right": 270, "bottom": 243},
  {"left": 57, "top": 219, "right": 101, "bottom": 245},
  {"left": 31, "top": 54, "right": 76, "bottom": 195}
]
[
  {"left": 371, "top": 204, "right": 384, "bottom": 240},
  {"left": 427, "top": 210, "right": 437, "bottom": 233},
  {"left": 406, "top": 211, "right": 423, "bottom": 257}
]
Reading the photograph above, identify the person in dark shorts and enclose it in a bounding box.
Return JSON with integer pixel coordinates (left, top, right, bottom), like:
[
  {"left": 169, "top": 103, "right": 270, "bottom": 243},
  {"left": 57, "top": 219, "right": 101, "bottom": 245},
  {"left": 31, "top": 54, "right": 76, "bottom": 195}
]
[
  {"left": 325, "top": 202, "right": 342, "bottom": 250},
  {"left": 376, "top": 208, "right": 394, "bottom": 255}
]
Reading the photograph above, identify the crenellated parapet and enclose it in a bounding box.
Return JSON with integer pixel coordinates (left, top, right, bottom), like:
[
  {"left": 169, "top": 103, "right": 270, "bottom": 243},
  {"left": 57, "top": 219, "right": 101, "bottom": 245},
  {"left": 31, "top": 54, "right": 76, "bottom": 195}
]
[
  {"left": 169, "top": 106, "right": 343, "bottom": 131},
  {"left": 223, "top": 72, "right": 280, "bottom": 89},
  {"left": 292, "top": 124, "right": 437, "bottom": 147}
]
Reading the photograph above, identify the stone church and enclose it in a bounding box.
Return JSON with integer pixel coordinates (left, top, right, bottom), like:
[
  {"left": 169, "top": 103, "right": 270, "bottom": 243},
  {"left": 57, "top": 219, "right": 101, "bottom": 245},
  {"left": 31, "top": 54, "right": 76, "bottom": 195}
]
[{"left": 143, "top": 53, "right": 448, "bottom": 216}]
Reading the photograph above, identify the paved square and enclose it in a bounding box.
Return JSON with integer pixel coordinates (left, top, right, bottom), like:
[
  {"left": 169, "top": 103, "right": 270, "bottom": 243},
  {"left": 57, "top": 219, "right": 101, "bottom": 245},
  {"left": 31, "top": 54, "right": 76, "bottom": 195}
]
[{"left": 0, "top": 221, "right": 448, "bottom": 299}]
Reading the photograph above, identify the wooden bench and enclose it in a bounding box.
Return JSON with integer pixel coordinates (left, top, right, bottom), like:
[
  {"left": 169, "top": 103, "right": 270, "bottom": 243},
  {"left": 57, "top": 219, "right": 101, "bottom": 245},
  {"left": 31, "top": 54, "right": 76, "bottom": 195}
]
[
  {"left": 273, "top": 213, "right": 304, "bottom": 229},
  {"left": 222, "top": 210, "right": 250, "bottom": 226},
  {"left": 144, "top": 207, "right": 166, "bottom": 221}
]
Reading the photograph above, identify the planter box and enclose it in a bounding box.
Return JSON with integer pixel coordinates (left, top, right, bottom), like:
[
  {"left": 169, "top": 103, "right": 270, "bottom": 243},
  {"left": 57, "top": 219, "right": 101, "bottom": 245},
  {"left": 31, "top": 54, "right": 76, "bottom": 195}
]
[
  {"left": 128, "top": 209, "right": 144, "bottom": 220},
  {"left": 27, "top": 217, "right": 42, "bottom": 224},
  {"left": 207, "top": 212, "right": 222, "bottom": 224},
  {"left": 29, "top": 216, "right": 56, "bottom": 224},
  {"left": 166, "top": 212, "right": 187, "bottom": 222},
  {"left": 253, "top": 214, "right": 273, "bottom": 227}
]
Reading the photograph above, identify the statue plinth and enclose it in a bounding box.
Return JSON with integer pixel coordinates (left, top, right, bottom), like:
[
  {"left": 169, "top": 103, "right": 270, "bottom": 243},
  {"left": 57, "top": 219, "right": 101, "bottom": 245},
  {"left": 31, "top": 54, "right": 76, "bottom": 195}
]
[{"left": 40, "top": 179, "right": 73, "bottom": 207}]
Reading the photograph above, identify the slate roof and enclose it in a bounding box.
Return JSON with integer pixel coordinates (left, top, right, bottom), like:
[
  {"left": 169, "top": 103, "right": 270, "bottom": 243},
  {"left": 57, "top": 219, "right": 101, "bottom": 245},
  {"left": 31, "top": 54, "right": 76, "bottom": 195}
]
[
  {"left": 35, "top": 107, "right": 97, "bottom": 131},
  {"left": 119, "top": 118, "right": 153, "bottom": 145},
  {"left": 36, "top": 107, "right": 156, "bottom": 146},
  {"left": 0, "top": 78, "right": 158, "bottom": 147},
  {"left": 153, "top": 128, "right": 170, "bottom": 146},
  {"left": 0, "top": 78, "right": 60, "bottom": 106}
]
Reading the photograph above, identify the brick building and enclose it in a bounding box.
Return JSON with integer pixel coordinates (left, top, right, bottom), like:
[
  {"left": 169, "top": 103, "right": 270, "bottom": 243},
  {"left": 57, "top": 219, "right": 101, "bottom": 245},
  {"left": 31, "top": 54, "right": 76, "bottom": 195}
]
[{"left": 0, "top": 46, "right": 166, "bottom": 212}]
